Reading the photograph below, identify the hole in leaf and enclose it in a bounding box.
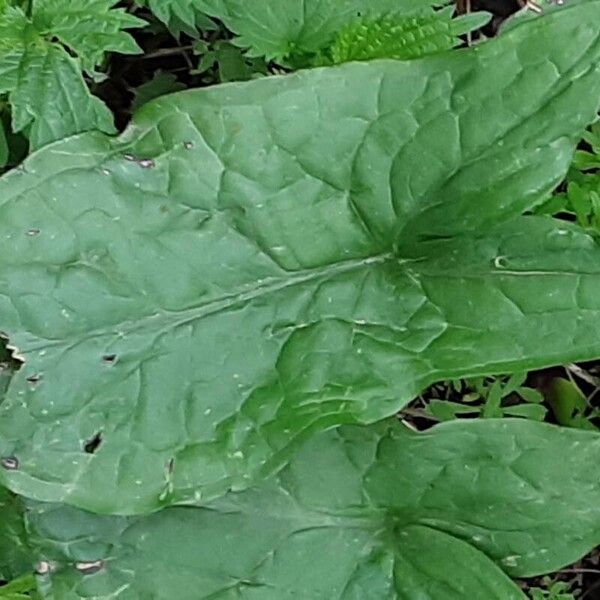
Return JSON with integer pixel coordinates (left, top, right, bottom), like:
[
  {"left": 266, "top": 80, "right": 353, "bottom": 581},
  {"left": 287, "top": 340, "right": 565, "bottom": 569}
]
[
  {"left": 102, "top": 354, "right": 117, "bottom": 364},
  {"left": 26, "top": 373, "right": 41, "bottom": 384},
  {"left": 0, "top": 333, "right": 24, "bottom": 370},
  {"left": 75, "top": 560, "right": 104, "bottom": 575},
  {"left": 1, "top": 456, "right": 19, "bottom": 470},
  {"left": 123, "top": 154, "right": 155, "bottom": 168},
  {"left": 27, "top": 228, "right": 40, "bottom": 236},
  {"left": 84, "top": 432, "right": 103, "bottom": 454},
  {"left": 35, "top": 561, "right": 53, "bottom": 576}
]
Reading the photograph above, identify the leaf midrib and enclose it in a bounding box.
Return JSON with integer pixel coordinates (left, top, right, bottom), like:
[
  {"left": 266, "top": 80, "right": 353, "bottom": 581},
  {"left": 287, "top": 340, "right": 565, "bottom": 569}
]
[{"left": 20, "top": 252, "right": 395, "bottom": 353}]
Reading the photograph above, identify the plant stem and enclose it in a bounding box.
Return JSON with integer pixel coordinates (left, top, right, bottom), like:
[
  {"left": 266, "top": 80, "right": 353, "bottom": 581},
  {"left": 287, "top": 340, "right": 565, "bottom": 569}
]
[{"left": 143, "top": 45, "right": 195, "bottom": 60}]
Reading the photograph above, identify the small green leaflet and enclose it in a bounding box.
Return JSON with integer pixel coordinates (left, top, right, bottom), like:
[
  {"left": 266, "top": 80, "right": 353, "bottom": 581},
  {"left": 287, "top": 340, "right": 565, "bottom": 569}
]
[
  {"left": 131, "top": 72, "right": 186, "bottom": 112},
  {"left": 0, "top": 5, "right": 600, "bottom": 513},
  {"left": 0, "top": 2, "right": 143, "bottom": 149},
  {"left": 16, "top": 420, "right": 600, "bottom": 599},
  {"left": 325, "top": 8, "right": 491, "bottom": 64}
]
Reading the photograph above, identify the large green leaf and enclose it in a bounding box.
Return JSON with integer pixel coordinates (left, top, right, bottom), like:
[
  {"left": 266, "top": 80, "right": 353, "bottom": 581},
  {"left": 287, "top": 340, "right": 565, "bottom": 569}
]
[
  {"left": 197, "top": 0, "right": 444, "bottom": 60},
  {"left": 20, "top": 420, "right": 600, "bottom": 599},
  {"left": 1, "top": 5, "right": 600, "bottom": 513},
  {"left": 502, "top": 0, "right": 591, "bottom": 31}
]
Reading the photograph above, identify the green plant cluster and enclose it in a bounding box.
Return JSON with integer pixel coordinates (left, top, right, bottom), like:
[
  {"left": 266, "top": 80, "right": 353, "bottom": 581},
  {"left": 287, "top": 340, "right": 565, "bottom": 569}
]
[{"left": 1, "top": 1, "right": 600, "bottom": 599}]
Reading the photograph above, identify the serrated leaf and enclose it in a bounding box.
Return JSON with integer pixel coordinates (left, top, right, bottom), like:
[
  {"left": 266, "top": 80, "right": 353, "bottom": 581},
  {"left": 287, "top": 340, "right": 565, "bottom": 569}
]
[
  {"left": 8, "top": 44, "right": 115, "bottom": 149},
  {"left": 197, "top": 0, "right": 446, "bottom": 61},
  {"left": 32, "top": 0, "right": 144, "bottom": 72},
  {"left": 140, "top": 0, "right": 217, "bottom": 34},
  {"left": 1, "top": 6, "right": 600, "bottom": 513},
  {"left": 0, "top": 2, "right": 142, "bottom": 148},
  {"left": 20, "top": 419, "right": 600, "bottom": 599},
  {"left": 327, "top": 8, "right": 491, "bottom": 64},
  {"left": 147, "top": 0, "right": 200, "bottom": 28}
]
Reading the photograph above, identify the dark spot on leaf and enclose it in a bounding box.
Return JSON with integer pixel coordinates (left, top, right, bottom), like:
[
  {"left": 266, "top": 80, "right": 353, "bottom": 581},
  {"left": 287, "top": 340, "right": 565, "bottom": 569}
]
[
  {"left": 1, "top": 456, "right": 19, "bottom": 470},
  {"left": 27, "top": 228, "right": 40, "bottom": 236},
  {"left": 123, "top": 154, "right": 155, "bottom": 168},
  {"left": 75, "top": 560, "right": 104, "bottom": 575},
  {"left": 102, "top": 354, "right": 117, "bottom": 364},
  {"left": 26, "top": 373, "right": 41, "bottom": 384},
  {"left": 167, "top": 457, "right": 174, "bottom": 474},
  {"left": 84, "top": 432, "right": 103, "bottom": 454}
]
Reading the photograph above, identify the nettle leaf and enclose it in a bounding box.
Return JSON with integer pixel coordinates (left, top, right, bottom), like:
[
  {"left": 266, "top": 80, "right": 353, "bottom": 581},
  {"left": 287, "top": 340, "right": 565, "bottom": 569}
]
[
  {"left": 197, "top": 0, "right": 448, "bottom": 61},
  {"left": 32, "top": 0, "right": 144, "bottom": 73},
  {"left": 141, "top": 0, "right": 217, "bottom": 34},
  {"left": 327, "top": 8, "right": 491, "bottom": 64},
  {"left": 19, "top": 420, "right": 600, "bottom": 599},
  {"left": 0, "top": 6, "right": 600, "bottom": 513},
  {"left": 7, "top": 44, "right": 115, "bottom": 151},
  {"left": 0, "top": 2, "right": 143, "bottom": 149}
]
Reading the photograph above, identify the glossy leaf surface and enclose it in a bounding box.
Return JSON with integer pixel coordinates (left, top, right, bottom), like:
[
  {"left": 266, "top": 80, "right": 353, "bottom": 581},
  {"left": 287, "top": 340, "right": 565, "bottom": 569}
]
[
  {"left": 1, "top": 6, "right": 600, "bottom": 512},
  {"left": 21, "top": 420, "right": 600, "bottom": 599}
]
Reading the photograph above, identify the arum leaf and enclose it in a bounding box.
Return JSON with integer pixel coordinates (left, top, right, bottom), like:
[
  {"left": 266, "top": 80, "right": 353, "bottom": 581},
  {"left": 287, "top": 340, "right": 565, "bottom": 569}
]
[
  {"left": 1, "top": 6, "right": 600, "bottom": 512},
  {"left": 21, "top": 419, "right": 600, "bottom": 598}
]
